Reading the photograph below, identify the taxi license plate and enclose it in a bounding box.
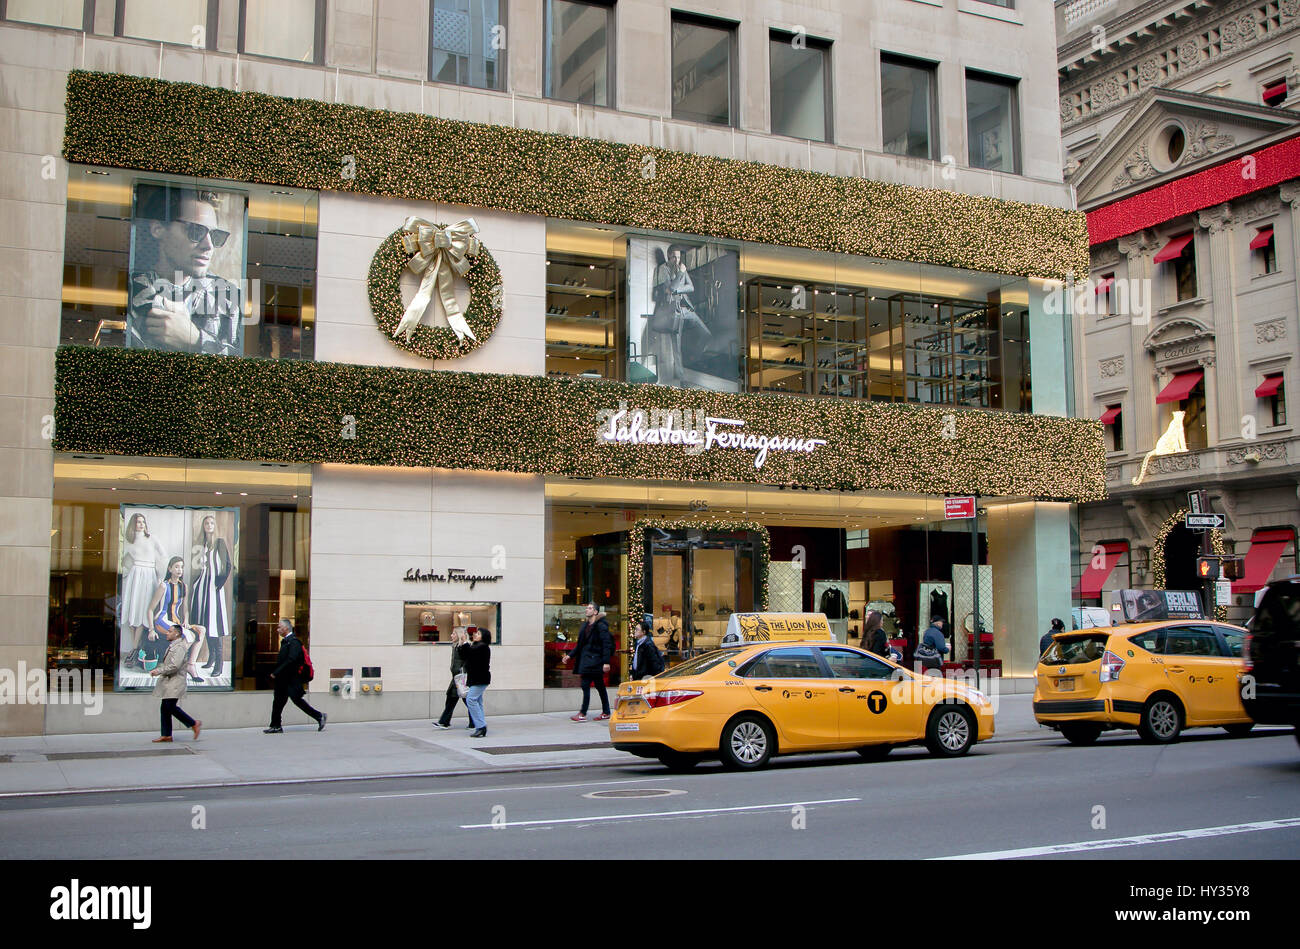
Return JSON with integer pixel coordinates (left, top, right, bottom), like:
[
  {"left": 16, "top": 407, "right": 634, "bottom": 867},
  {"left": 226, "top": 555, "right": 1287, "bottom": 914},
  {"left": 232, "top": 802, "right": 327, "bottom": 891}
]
[
  {"left": 617, "top": 697, "right": 649, "bottom": 719},
  {"left": 1055, "top": 677, "right": 1075, "bottom": 692}
]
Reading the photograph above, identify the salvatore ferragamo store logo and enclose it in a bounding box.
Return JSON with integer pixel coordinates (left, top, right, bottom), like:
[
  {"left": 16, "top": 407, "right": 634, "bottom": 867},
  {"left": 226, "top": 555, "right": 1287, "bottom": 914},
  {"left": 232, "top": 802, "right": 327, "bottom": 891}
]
[
  {"left": 403, "top": 567, "right": 503, "bottom": 590},
  {"left": 596, "top": 404, "right": 828, "bottom": 469}
]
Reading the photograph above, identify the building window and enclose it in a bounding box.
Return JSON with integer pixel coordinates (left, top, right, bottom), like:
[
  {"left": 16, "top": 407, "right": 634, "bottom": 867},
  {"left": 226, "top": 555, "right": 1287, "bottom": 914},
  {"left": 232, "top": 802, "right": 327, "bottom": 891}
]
[
  {"left": 1273, "top": 383, "right": 1287, "bottom": 427},
  {"left": 1183, "top": 384, "right": 1208, "bottom": 451},
  {"left": 965, "top": 70, "right": 1020, "bottom": 174},
  {"left": 769, "top": 30, "right": 832, "bottom": 142},
  {"left": 1257, "top": 374, "right": 1286, "bottom": 426},
  {"left": 1262, "top": 78, "right": 1288, "bottom": 106},
  {"left": 118, "top": 0, "right": 212, "bottom": 47},
  {"left": 62, "top": 165, "right": 318, "bottom": 360},
  {"left": 974, "top": 0, "right": 1015, "bottom": 7},
  {"left": 1096, "top": 272, "right": 1115, "bottom": 315},
  {"left": 670, "top": 13, "right": 736, "bottom": 126},
  {"left": 1251, "top": 225, "right": 1277, "bottom": 275},
  {"left": 239, "top": 0, "right": 321, "bottom": 63},
  {"left": 4, "top": 0, "right": 87, "bottom": 29},
  {"left": 544, "top": 0, "right": 613, "bottom": 107},
  {"left": 1101, "top": 405, "right": 1123, "bottom": 451},
  {"left": 430, "top": 0, "right": 503, "bottom": 90},
  {"left": 1154, "top": 232, "right": 1197, "bottom": 301},
  {"left": 880, "top": 54, "right": 938, "bottom": 160}
]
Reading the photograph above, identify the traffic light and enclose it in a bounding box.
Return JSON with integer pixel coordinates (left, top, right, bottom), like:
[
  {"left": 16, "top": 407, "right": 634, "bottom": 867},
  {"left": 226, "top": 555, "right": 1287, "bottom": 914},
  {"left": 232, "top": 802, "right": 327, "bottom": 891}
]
[
  {"left": 1221, "top": 557, "right": 1244, "bottom": 581},
  {"left": 1196, "top": 556, "right": 1218, "bottom": 580}
]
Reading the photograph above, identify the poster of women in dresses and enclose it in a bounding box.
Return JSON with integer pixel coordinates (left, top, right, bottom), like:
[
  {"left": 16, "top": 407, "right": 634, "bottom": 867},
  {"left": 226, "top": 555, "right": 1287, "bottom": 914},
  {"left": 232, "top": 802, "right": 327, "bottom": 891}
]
[
  {"left": 116, "top": 505, "right": 239, "bottom": 690},
  {"left": 627, "top": 237, "right": 741, "bottom": 391}
]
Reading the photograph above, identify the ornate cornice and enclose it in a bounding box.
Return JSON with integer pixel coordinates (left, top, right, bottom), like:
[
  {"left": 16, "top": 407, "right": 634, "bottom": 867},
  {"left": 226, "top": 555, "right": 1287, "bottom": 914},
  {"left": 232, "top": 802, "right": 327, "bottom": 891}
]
[{"left": 1197, "top": 202, "right": 1234, "bottom": 235}]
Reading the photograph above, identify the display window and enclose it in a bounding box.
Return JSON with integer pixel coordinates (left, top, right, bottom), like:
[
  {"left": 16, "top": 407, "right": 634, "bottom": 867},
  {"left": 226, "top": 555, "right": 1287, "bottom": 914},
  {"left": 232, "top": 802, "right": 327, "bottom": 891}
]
[
  {"left": 545, "top": 220, "right": 1031, "bottom": 410},
  {"left": 48, "top": 456, "right": 311, "bottom": 691},
  {"left": 543, "top": 477, "right": 1028, "bottom": 683},
  {"left": 62, "top": 165, "right": 318, "bottom": 360},
  {"left": 402, "top": 602, "right": 501, "bottom": 644}
]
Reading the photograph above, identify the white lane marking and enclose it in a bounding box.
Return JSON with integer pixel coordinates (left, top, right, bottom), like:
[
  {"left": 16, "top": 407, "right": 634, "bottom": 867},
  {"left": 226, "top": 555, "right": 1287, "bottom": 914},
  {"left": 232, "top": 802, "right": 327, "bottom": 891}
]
[
  {"left": 360, "top": 777, "right": 663, "bottom": 800},
  {"left": 931, "top": 817, "right": 1300, "bottom": 860},
  {"left": 459, "top": 797, "right": 860, "bottom": 829}
]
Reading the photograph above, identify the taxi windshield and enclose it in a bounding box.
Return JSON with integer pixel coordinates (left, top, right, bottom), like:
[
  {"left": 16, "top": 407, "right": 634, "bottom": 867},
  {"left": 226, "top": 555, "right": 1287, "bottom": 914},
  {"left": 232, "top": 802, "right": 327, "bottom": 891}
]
[
  {"left": 1041, "top": 634, "right": 1108, "bottom": 665},
  {"left": 654, "top": 650, "right": 735, "bottom": 679}
]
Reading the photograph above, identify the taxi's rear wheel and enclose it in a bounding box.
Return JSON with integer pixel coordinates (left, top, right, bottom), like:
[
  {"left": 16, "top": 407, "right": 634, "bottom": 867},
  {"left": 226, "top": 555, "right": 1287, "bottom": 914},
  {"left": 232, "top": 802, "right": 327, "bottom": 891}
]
[
  {"left": 1137, "top": 694, "right": 1183, "bottom": 744},
  {"left": 1060, "top": 723, "right": 1101, "bottom": 746},
  {"left": 1223, "top": 723, "right": 1255, "bottom": 737},
  {"left": 657, "top": 751, "right": 699, "bottom": 772},
  {"left": 856, "top": 744, "right": 892, "bottom": 761},
  {"left": 925, "top": 705, "right": 976, "bottom": 757},
  {"left": 720, "top": 714, "right": 775, "bottom": 770}
]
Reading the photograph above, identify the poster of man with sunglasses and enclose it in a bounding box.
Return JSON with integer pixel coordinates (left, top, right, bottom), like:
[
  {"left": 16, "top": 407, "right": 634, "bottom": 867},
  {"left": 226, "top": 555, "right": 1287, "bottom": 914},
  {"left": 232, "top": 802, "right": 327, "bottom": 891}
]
[{"left": 126, "top": 182, "right": 248, "bottom": 356}]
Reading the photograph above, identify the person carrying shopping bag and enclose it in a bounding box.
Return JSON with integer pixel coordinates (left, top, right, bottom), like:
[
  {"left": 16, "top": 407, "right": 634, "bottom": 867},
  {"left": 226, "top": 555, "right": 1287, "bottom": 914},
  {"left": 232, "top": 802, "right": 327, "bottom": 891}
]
[{"left": 432, "top": 628, "right": 472, "bottom": 729}]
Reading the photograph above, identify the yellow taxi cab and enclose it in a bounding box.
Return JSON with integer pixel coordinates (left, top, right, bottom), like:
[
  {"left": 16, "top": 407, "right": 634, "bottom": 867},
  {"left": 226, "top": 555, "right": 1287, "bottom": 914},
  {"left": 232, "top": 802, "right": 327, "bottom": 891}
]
[
  {"left": 1034, "top": 619, "right": 1252, "bottom": 745},
  {"left": 608, "top": 612, "right": 995, "bottom": 771}
]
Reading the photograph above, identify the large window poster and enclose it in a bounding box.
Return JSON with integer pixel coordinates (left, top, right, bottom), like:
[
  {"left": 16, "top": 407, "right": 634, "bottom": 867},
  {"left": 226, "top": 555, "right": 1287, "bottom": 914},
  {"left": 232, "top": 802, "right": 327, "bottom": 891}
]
[
  {"left": 116, "top": 505, "right": 240, "bottom": 691},
  {"left": 627, "top": 237, "right": 741, "bottom": 391},
  {"left": 127, "top": 181, "right": 249, "bottom": 356}
]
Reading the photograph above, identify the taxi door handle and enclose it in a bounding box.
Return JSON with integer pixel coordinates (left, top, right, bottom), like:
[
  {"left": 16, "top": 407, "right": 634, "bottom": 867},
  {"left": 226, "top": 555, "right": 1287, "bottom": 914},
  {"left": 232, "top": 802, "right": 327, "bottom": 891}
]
[
  {"left": 838, "top": 687, "right": 855, "bottom": 693},
  {"left": 754, "top": 685, "right": 772, "bottom": 692},
  {"left": 1166, "top": 666, "right": 1185, "bottom": 674}
]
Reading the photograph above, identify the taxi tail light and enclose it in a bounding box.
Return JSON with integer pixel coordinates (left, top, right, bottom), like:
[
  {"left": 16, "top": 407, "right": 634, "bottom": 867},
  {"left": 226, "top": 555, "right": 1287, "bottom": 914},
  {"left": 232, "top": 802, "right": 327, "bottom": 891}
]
[
  {"left": 644, "top": 690, "right": 703, "bottom": 708},
  {"left": 1099, "top": 650, "right": 1125, "bottom": 683}
]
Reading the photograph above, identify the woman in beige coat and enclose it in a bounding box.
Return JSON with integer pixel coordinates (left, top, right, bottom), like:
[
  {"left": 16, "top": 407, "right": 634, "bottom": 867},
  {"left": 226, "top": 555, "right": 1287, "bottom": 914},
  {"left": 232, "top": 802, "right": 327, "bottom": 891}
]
[{"left": 150, "top": 624, "right": 202, "bottom": 743}]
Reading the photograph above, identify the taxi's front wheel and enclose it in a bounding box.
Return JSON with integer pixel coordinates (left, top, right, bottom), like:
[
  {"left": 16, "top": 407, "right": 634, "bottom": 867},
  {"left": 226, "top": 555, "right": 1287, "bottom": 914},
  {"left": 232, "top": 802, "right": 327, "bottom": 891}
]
[
  {"left": 925, "top": 706, "right": 976, "bottom": 757},
  {"left": 720, "top": 714, "right": 775, "bottom": 770}
]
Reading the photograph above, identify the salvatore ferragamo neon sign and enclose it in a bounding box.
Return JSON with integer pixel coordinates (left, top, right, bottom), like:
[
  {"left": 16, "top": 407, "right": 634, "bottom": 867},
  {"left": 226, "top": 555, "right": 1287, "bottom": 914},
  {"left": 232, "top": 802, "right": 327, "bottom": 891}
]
[{"left": 596, "top": 407, "right": 827, "bottom": 469}]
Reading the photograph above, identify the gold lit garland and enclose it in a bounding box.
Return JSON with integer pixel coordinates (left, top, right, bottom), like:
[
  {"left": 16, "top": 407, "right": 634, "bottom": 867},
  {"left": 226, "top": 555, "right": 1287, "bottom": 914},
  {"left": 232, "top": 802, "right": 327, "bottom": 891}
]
[
  {"left": 54, "top": 347, "right": 1108, "bottom": 501},
  {"left": 367, "top": 227, "right": 502, "bottom": 359},
  {"left": 61, "top": 71, "right": 1090, "bottom": 282},
  {"left": 1150, "top": 508, "right": 1228, "bottom": 619},
  {"left": 626, "top": 518, "right": 771, "bottom": 654}
]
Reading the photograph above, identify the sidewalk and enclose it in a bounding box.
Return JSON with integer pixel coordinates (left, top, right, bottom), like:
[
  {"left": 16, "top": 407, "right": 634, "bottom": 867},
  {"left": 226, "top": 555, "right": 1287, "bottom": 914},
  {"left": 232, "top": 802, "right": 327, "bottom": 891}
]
[{"left": 0, "top": 693, "right": 1053, "bottom": 796}]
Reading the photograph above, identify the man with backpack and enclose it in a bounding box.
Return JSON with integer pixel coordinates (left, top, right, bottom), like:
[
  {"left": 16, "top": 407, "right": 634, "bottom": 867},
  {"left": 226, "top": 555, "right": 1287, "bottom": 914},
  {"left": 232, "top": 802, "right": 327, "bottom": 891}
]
[
  {"left": 630, "top": 619, "right": 665, "bottom": 679},
  {"left": 264, "top": 618, "right": 326, "bottom": 734}
]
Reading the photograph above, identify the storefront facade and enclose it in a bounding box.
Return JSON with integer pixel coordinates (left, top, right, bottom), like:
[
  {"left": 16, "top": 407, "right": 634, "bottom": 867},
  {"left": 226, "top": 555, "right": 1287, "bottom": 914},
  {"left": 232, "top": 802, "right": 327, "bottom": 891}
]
[{"left": 5, "top": 7, "right": 1102, "bottom": 735}]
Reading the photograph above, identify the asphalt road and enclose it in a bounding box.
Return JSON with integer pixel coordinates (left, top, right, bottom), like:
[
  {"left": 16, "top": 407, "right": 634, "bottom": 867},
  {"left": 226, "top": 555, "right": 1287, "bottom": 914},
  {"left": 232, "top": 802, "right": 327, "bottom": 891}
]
[{"left": 2, "top": 729, "right": 1297, "bottom": 860}]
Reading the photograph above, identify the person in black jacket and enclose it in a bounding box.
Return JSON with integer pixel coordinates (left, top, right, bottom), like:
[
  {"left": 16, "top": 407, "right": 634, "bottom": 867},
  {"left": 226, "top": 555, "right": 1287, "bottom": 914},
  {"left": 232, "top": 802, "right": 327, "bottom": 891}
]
[
  {"left": 863, "top": 610, "right": 888, "bottom": 658},
  {"left": 1040, "top": 617, "right": 1065, "bottom": 656},
  {"left": 564, "top": 603, "right": 613, "bottom": 721},
  {"left": 264, "top": 618, "right": 325, "bottom": 734},
  {"left": 459, "top": 626, "right": 492, "bottom": 738},
  {"left": 630, "top": 619, "right": 665, "bottom": 679}
]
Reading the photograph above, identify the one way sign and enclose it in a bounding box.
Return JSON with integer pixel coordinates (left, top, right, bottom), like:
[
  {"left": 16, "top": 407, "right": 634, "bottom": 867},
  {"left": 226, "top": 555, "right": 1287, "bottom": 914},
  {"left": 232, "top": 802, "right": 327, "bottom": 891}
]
[{"left": 1185, "top": 513, "right": 1225, "bottom": 530}]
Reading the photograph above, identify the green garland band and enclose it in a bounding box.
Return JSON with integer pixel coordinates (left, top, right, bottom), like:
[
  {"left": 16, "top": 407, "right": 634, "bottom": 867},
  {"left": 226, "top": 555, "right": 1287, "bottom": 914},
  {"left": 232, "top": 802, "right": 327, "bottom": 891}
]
[
  {"left": 626, "top": 518, "right": 771, "bottom": 655},
  {"left": 61, "top": 70, "right": 1090, "bottom": 282},
  {"left": 368, "top": 227, "right": 503, "bottom": 359},
  {"left": 54, "top": 347, "right": 1108, "bottom": 502}
]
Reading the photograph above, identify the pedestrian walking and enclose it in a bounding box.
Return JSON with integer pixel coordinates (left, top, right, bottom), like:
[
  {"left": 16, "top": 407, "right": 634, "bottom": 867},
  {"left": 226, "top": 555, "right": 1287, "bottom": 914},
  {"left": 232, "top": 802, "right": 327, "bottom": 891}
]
[
  {"left": 915, "top": 615, "right": 948, "bottom": 673},
  {"left": 863, "top": 610, "right": 888, "bottom": 658},
  {"left": 630, "top": 619, "right": 665, "bottom": 679},
  {"left": 563, "top": 603, "right": 613, "bottom": 721},
  {"left": 264, "top": 618, "right": 325, "bottom": 734},
  {"left": 432, "top": 628, "right": 471, "bottom": 729},
  {"left": 150, "top": 623, "right": 201, "bottom": 743},
  {"left": 459, "top": 626, "right": 492, "bottom": 738},
  {"left": 1040, "top": 617, "right": 1065, "bottom": 656}
]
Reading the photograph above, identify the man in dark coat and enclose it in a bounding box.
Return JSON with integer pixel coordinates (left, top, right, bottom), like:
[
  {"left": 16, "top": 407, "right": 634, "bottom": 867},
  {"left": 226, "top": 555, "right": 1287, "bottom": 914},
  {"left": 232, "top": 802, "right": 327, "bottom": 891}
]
[
  {"left": 264, "top": 618, "right": 326, "bottom": 733},
  {"left": 630, "top": 619, "right": 665, "bottom": 679},
  {"left": 564, "top": 603, "right": 614, "bottom": 721},
  {"left": 1040, "top": 617, "right": 1065, "bottom": 655}
]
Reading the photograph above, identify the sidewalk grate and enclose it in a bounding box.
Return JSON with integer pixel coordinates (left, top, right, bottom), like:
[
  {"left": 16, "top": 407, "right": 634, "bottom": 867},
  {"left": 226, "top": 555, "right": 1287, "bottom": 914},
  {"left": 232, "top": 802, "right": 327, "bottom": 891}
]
[
  {"left": 44, "top": 748, "right": 196, "bottom": 761},
  {"left": 476, "top": 741, "right": 615, "bottom": 756}
]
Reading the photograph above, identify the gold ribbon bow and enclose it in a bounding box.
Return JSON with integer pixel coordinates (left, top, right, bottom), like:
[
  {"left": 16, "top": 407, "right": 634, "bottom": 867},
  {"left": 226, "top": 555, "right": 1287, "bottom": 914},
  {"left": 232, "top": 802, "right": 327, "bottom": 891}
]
[{"left": 392, "top": 216, "right": 482, "bottom": 345}]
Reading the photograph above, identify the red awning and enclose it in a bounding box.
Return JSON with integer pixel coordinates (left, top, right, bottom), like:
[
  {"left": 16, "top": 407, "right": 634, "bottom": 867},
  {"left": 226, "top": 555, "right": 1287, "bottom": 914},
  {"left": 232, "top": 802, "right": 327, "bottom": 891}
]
[
  {"left": 1094, "top": 275, "right": 1115, "bottom": 294},
  {"left": 1255, "top": 374, "right": 1284, "bottom": 398},
  {"left": 1076, "top": 541, "right": 1129, "bottom": 599},
  {"left": 1156, "top": 369, "right": 1204, "bottom": 404},
  {"left": 1154, "top": 233, "right": 1195, "bottom": 262},
  {"left": 1263, "top": 82, "right": 1287, "bottom": 103},
  {"left": 1232, "top": 529, "right": 1296, "bottom": 594},
  {"left": 1099, "top": 406, "right": 1122, "bottom": 424},
  {"left": 1250, "top": 226, "right": 1275, "bottom": 250}
]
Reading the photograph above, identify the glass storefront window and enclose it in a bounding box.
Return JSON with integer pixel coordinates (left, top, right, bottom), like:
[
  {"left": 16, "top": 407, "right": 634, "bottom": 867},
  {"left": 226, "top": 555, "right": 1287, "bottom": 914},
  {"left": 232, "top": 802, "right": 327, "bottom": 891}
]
[
  {"left": 671, "top": 13, "right": 736, "bottom": 126},
  {"left": 62, "top": 166, "right": 317, "bottom": 360},
  {"left": 402, "top": 601, "right": 501, "bottom": 643},
  {"left": 120, "top": 0, "right": 210, "bottom": 47},
  {"left": 241, "top": 0, "right": 319, "bottom": 63},
  {"left": 769, "top": 30, "right": 832, "bottom": 142},
  {"left": 965, "top": 70, "right": 1020, "bottom": 174},
  {"left": 5, "top": 0, "right": 85, "bottom": 28},
  {"left": 881, "top": 54, "right": 938, "bottom": 161},
  {"left": 545, "top": 0, "right": 613, "bottom": 107},
  {"left": 48, "top": 456, "right": 311, "bottom": 692},
  {"left": 431, "top": 0, "right": 503, "bottom": 90}
]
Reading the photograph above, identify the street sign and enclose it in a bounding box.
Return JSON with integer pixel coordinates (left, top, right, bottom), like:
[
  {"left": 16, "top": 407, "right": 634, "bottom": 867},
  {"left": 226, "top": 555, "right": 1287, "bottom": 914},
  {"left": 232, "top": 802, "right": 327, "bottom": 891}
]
[
  {"left": 1188, "top": 490, "right": 1208, "bottom": 515},
  {"left": 1216, "top": 579, "right": 1233, "bottom": 604},
  {"left": 1185, "top": 513, "right": 1225, "bottom": 530},
  {"left": 944, "top": 496, "right": 976, "bottom": 519}
]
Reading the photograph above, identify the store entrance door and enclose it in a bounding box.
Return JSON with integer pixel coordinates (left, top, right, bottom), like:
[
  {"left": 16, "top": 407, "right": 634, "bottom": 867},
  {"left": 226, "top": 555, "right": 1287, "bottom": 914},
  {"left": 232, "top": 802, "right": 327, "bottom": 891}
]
[{"left": 643, "top": 526, "right": 760, "bottom": 661}]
